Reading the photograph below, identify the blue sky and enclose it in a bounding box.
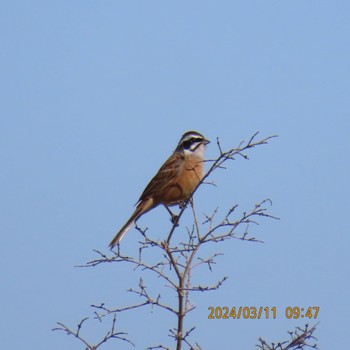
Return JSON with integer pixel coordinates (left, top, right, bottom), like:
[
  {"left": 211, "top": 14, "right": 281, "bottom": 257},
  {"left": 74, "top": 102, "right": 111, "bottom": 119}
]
[{"left": 1, "top": 1, "right": 349, "bottom": 349}]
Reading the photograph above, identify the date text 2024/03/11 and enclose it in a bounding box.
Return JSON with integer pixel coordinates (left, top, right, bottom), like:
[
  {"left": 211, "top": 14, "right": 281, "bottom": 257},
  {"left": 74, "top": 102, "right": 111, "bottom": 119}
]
[{"left": 207, "top": 306, "right": 320, "bottom": 320}]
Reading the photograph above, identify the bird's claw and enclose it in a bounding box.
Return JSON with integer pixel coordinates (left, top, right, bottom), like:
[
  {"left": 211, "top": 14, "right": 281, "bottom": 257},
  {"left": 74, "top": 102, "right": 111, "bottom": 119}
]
[{"left": 170, "top": 214, "right": 180, "bottom": 226}]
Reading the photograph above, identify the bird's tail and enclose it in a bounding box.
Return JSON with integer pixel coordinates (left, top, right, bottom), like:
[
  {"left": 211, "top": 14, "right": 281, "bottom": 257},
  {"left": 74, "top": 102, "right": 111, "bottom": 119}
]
[
  {"left": 109, "top": 199, "right": 153, "bottom": 249},
  {"left": 109, "top": 214, "right": 137, "bottom": 249}
]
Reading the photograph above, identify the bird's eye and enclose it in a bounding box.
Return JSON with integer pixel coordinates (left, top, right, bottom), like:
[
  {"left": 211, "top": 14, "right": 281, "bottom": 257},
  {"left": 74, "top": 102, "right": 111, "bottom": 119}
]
[
  {"left": 183, "top": 137, "right": 202, "bottom": 150},
  {"left": 182, "top": 140, "right": 192, "bottom": 149}
]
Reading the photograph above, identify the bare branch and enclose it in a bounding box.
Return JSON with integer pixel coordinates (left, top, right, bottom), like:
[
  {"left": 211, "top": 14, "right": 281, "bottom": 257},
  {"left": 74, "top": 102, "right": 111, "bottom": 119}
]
[
  {"left": 256, "top": 323, "right": 319, "bottom": 350},
  {"left": 52, "top": 314, "right": 134, "bottom": 349},
  {"left": 57, "top": 132, "right": 281, "bottom": 350}
]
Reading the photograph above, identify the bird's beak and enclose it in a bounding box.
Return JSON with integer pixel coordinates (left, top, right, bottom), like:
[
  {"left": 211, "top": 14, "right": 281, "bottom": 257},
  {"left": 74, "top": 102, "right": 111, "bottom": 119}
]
[{"left": 203, "top": 138, "right": 210, "bottom": 145}]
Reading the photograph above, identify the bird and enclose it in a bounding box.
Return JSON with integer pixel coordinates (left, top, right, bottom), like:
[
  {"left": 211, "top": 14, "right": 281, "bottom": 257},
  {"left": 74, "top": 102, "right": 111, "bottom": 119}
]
[{"left": 109, "top": 130, "right": 210, "bottom": 248}]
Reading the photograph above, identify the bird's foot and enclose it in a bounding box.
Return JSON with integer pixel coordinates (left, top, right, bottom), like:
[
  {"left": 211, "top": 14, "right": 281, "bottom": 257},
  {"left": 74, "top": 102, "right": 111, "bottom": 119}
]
[
  {"left": 170, "top": 213, "right": 180, "bottom": 226},
  {"left": 178, "top": 200, "right": 188, "bottom": 209}
]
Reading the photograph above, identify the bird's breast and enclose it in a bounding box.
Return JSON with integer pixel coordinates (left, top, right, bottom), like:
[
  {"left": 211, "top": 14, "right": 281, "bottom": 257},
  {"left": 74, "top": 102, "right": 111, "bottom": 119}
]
[{"left": 161, "top": 156, "right": 203, "bottom": 205}]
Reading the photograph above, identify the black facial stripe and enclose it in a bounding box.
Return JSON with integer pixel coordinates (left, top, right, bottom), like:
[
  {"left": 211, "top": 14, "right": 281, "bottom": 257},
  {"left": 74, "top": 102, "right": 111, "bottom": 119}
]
[{"left": 182, "top": 137, "right": 203, "bottom": 150}]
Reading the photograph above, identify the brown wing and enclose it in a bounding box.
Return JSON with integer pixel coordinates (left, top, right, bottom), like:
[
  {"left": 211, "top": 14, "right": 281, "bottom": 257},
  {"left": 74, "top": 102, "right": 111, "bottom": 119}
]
[{"left": 138, "top": 152, "right": 183, "bottom": 202}]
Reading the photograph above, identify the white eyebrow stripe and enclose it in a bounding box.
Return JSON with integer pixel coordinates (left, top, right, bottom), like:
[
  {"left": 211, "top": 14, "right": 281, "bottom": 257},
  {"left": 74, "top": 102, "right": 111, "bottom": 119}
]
[{"left": 182, "top": 136, "right": 203, "bottom": 143}]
